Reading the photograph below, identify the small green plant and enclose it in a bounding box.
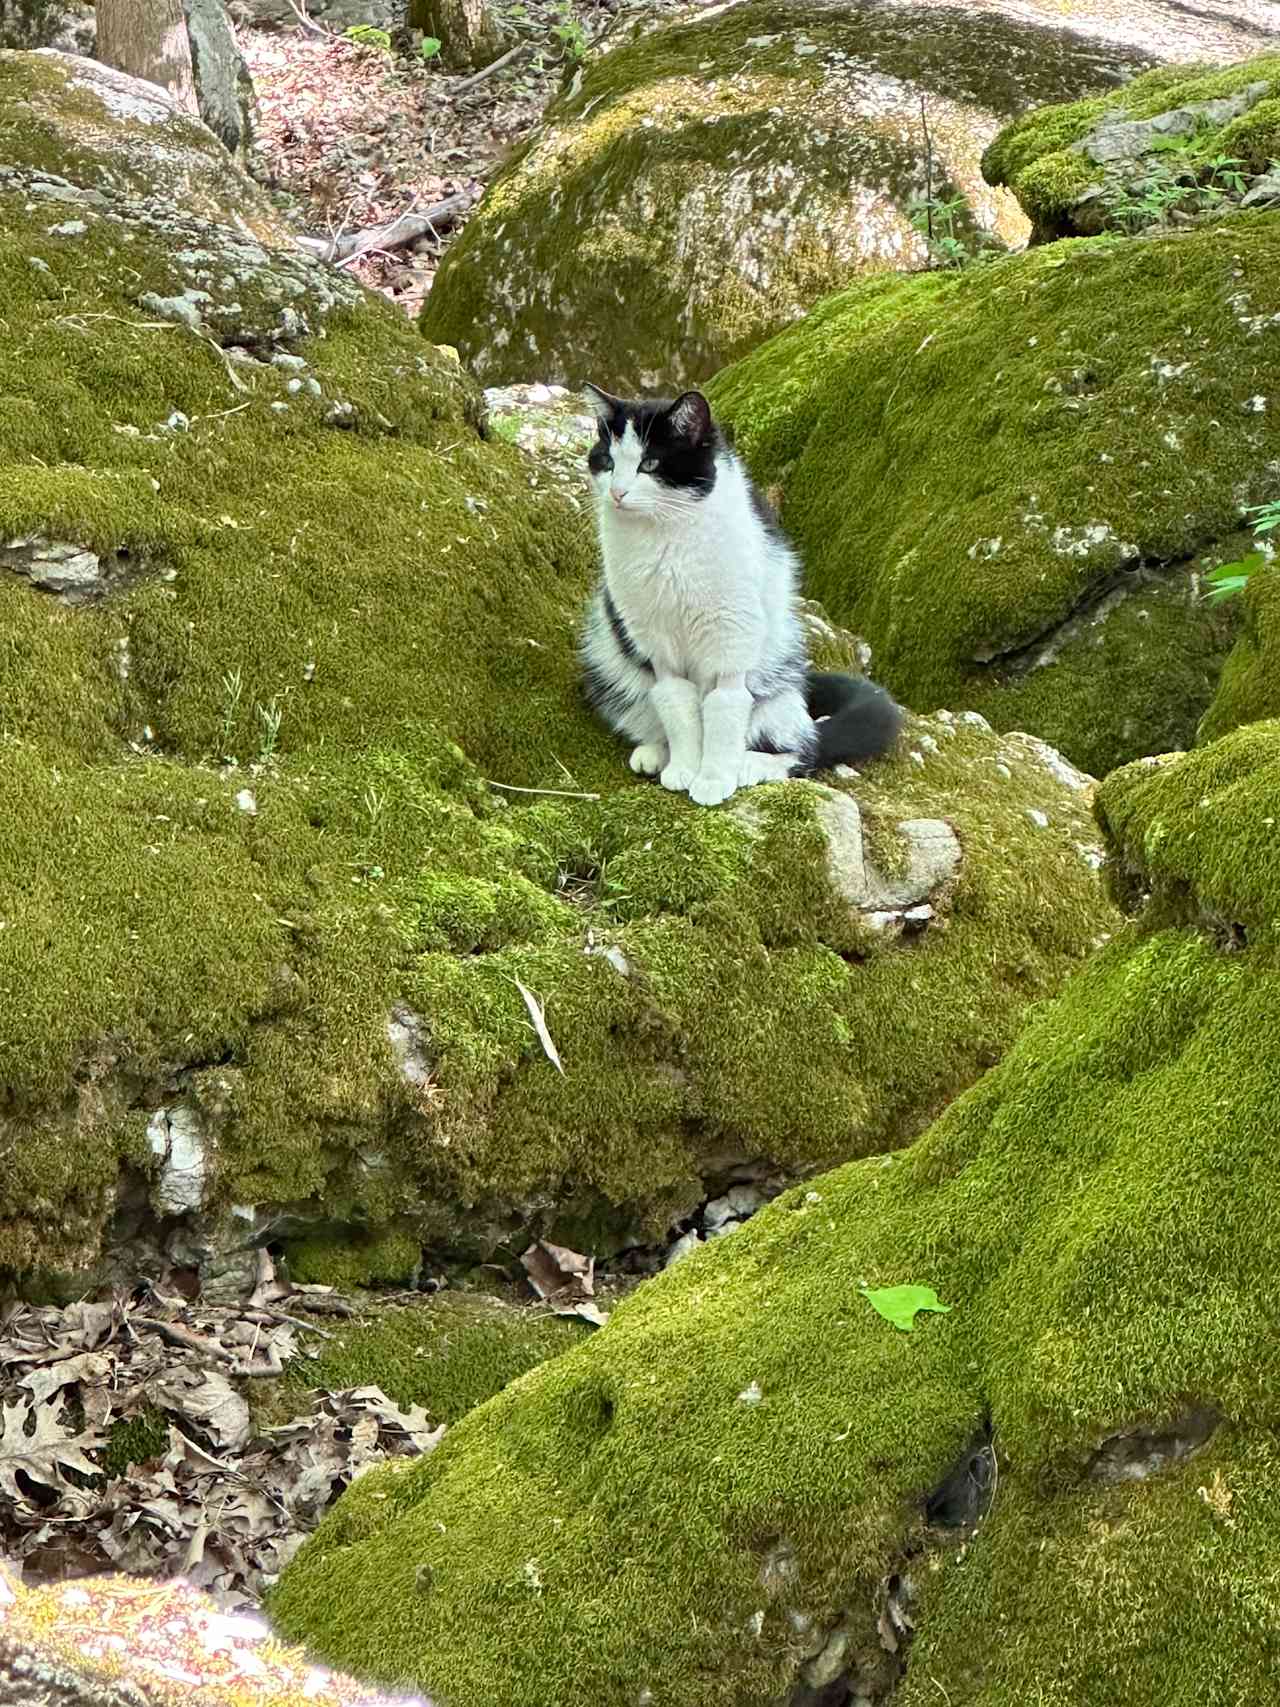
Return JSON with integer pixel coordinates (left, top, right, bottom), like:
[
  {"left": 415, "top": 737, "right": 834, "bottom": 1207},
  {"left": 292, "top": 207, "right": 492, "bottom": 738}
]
[
  {"left": 1204, "top": 500, "right": 1280, "bottom": 604},
  {"left": 419, "top": 34, "right": 442, "bottom": 59},
  {"left": 1098, "top": 120, "right": 1259, "bottom": 234},
  {"left": 907, "top": 193, "right": 979, "bottom": 269},
  {"left": 488, "top": 412, "right": 523, "bottom": 444},
  {"left": 218, "top": 666, "right": 243, "bottom": 760},
  {"left": 344, "top": 23, "right": 393, "bottom": 50},
  {"left": 256, "top": 693, "right": 286, "bottom": 763},
  {"left": 549, "top": 3, "right": 586, "bottom": 61}
]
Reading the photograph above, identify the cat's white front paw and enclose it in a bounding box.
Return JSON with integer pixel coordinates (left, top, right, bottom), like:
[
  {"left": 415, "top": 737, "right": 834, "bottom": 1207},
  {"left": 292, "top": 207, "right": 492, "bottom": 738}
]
[
  {"left": 630, "top": 742, "right": 667, "bottom": 777},
  {"left": 660, "top": 761, "right": 696, "bottom": 793},
  {"left": 689, "top": 768, "right": 738, "bottom": 806}
]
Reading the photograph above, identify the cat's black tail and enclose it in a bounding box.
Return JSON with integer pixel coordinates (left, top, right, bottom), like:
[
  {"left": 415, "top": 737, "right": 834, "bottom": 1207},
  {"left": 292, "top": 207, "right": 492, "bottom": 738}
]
[{"left": 803, "top": 670, "right": 903, "bottom": 769}]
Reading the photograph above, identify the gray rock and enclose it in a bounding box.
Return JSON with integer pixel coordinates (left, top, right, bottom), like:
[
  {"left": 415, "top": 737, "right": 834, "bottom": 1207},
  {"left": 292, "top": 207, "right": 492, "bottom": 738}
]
[
  {"left": 1075, "top": 80, "right": 1272, "bottom": 164},
  {"left": 387, "top": 1003, "right": 433, "bottom": 1088},
  {"left": 801, "top": 1620, "right": 853, "bottom": 1690},
  {"left": 703, "top": 1195, "right": 736, "bottom": 1233},
  {"left": 2, "top": 535, "right": 104, "bottom": 601},
  {"left": 1241, "top": 172, "right": 1280, "bottom": 208},
  {"left": 1088, "top": 1405, "right": 1219, "bottom": 1483},
  {"left": 814, "top": 790, "right": 963, "bottom": 913},
  {"left": 664, "top": 1230, "right": 702, "bottom": 1267},
  {"left": 727, "top": 1182, "right": 764, "bottom": 1217},
  {"left": 146, "top": 1104, "right": 208, "bottom": 1216}
]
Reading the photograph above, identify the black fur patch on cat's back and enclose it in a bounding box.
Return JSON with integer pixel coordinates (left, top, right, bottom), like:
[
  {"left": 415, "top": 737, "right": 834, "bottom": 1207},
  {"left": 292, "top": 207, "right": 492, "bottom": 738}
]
[
  {"left": 592, "top": 397, "right": 720, "bottom": 497},
  {"left": 604, "top": 586, "right": 651, "bottom": 671}
]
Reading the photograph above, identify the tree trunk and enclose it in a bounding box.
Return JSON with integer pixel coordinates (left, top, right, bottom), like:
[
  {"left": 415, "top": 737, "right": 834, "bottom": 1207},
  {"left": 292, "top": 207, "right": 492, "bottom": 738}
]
[
  {"left": 408, "top": 0, "right": 502, "bottom": 71},
  {"left": 96, "top": 0, "right": 198, "bottom": 116}
]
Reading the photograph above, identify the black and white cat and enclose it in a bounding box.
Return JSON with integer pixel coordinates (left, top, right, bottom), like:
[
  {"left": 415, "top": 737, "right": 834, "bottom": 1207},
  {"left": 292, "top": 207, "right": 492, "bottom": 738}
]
[{"left": 578, "top": 384, "right": 901, "bottom": 806}]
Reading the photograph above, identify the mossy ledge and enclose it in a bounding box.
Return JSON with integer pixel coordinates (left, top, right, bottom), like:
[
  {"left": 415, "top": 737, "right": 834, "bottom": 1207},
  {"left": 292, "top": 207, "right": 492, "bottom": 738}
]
[
  {"left": 983, "top": 52, "right": 1280, "bottom": 239},
  {"left": 1198, "top": 561, "right": 1280, "bottom": 742},
  {"left": 272, "top": 721, "right": 1280, "bottom": 1706},
  {"left": 0, "top": 51, "right": 1113, "bottom": 1283},
  {"left": 419, "top": 0, "right": 1149, "bottom": 391},
  {"left": 707, "top": 213, "right": 1280, "bottom": 777}
]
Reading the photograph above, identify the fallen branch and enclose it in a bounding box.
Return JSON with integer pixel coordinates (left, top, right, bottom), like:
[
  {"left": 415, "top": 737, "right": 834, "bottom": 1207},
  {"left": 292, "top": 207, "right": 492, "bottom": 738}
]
[
  {"left": 243, "top": 1306, "right": 336, "bottom": 1339},
  {"left": 131, "top": 1319, "right": 239, "bottom": 1364},
  {"left": 447, "top": 40, "right": 531, "bottom": 97},
  {"left": 297, "top": 193, "right": 474, "bottom": 264}
]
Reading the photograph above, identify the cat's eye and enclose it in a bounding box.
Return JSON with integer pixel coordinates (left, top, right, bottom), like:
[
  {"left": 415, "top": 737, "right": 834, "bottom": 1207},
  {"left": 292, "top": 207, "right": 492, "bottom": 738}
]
[{"left": 639, "top": 457, "right": 659, "bottom": 474}]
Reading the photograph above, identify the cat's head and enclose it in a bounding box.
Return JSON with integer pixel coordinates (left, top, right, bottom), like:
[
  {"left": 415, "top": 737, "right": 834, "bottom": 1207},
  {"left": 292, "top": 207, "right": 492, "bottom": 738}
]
[{"left": 583, "top": 384, "right": 719, "bottom": 517}]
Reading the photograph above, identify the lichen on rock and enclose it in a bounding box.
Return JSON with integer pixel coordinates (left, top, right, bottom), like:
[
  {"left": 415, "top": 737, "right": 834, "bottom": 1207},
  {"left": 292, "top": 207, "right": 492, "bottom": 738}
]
[
  {"left": 419, "top": 0, "right": 1153, "bottom": 391},
  {"left": 707, "top": 213, "right": 1280, "bottom": 777},
  {"left": 270, "top": 721, "right": 1280, "bottom": 1707}
]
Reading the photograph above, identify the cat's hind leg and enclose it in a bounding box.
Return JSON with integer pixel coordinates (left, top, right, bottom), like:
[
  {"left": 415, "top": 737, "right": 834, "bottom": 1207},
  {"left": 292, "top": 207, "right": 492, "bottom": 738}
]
[{"left": 738, "top": 688, "right": 816, "bottom": 788}]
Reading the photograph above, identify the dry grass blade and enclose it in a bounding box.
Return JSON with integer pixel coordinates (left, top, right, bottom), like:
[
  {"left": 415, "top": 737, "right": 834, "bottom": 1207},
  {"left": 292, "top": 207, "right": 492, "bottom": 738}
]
[{"left": 514, "top": 977, "right": 565, "bottom": 1074}]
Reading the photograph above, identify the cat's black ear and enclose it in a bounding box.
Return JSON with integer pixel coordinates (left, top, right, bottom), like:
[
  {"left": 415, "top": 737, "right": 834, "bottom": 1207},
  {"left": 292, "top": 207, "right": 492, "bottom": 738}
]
[
  {"left": 666, "top": 390, "right": 712, "bottom": 443},
  {"left": 583, "top": 382, "right": 623, "bottom": 423}
]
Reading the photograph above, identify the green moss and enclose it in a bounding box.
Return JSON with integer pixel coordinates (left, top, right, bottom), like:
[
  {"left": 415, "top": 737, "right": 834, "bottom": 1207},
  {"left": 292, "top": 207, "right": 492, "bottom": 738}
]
[
  {"left": 899, "top": 1430, "right": 1280, "bottom": 1705},
  {"left": 708, "top": 220, "right": 1278, "bottom": 777},
  {"left": 271, "top": 723, "right": 1280, "bottom": 1706},
  {"left": 101, "top": 1407, "right": 170, "bottom": 1478},
  {"left": 0, "top": 51, "right": 1112, "bottom": 1277},
  {"left": 1199, "top": 565, "right": 1280, "bottom": 742},
  {"left": 1097, "top": 722, "right": 1280, "bottom": 936},
  {"left": 283, "top": 1226, "right": 423, "bottom": 1289},
  {"left": 984, "top": 55, "right": 1280, "bottom": 236},
  {"left": 420, "top": 2, "right": 1141, "bottom": 389},
  {"left": 281, "top": 1292, "right": 585, "bottom": 1422}
]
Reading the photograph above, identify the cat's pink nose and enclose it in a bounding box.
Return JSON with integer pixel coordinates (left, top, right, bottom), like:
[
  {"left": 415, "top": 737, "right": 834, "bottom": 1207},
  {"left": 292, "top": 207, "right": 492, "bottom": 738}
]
[{"left": 610, "top": 487, "right": 627, "bottom": 507}]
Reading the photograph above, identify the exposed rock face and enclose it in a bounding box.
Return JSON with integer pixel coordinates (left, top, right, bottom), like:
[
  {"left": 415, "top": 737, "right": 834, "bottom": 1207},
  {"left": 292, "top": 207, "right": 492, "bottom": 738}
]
[
  {"left": 0, "top": 49, "right": 1114, "bottom": 1296},
  {"left": 708, "top": 214, "right": 1276, "bottom": 777},
  {"left": 420, "top": 0, "right": 1153, "bottom": 391},
  {"left": 271, "top": 721, "right": 1280, "bottom": 1707}
]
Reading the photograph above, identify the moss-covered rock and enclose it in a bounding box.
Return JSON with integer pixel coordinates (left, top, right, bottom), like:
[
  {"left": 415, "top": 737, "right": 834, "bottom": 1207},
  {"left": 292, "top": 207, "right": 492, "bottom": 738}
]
[
  {"left": 419, "top": 0, "right": 1154, "bottom": 391},
  {"left": 279, "top": 1291, "right": 586, "bottom": 1423},
  {"left": 707, "top": 215, "right": 1280, "bottom": 777},
  {"left": 1198, "top": 561, "right": 1280, "bottom": 741},
  {"left": 0, "top": 50, "right": 1112, "bottom": 1289},
  {"left": 271, "top": 719, "right": 1280, "bottom": 1705},
  {"left": 984, "top": 53, "right": 1280, "bottom": 240}
]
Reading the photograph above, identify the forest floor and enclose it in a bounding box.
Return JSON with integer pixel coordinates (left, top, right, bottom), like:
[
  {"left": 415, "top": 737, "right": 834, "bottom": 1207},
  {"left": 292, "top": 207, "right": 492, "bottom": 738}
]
[{"left": 241, "top": 0, "right": 683, "bottom": 318}]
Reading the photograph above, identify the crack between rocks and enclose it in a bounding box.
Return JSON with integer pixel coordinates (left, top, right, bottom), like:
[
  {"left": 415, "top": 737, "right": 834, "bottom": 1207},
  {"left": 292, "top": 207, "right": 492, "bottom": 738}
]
[{"left": 968, "top": 550, "right": 1208, "bottom": 675}]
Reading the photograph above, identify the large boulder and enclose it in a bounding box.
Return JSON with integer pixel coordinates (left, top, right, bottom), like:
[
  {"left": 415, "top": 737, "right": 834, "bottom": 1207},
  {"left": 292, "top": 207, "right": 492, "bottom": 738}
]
[
  {"left": 271, "top": 720, "right": 1280, "bottom": 1707},
  {"left": 984, "top": 51, "right": 1280, "bottom": 241},
  {"left": 0, "top": 50, "right": 1114, "bottom": 1293},
  {"left": 419, "top": 0, "right": 1154, "bottom": 391},
  {"left": 707, "top": 214, "right": 1280, "bottom": 778}
]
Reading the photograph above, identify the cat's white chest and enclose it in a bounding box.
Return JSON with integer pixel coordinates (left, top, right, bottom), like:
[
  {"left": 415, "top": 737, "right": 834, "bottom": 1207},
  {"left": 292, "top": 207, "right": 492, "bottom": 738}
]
[{"left": 602, "top": 523, "right": 754, "bottom": 682}]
